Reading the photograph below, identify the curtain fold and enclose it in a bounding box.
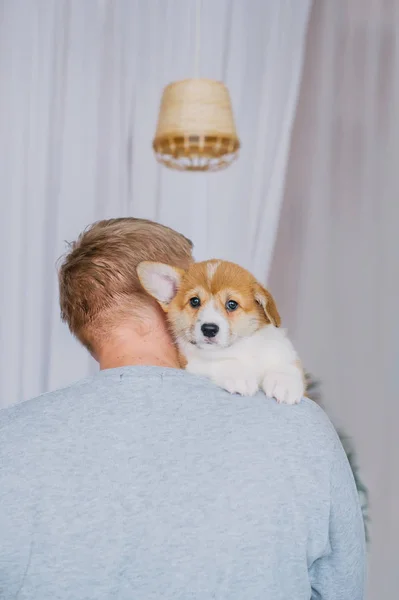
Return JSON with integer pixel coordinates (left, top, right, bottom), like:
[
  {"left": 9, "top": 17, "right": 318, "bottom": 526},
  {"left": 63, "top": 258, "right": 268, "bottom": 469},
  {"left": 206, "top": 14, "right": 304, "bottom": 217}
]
[{"left": 269, "top": 2, "right": 399, "bottom": 598}]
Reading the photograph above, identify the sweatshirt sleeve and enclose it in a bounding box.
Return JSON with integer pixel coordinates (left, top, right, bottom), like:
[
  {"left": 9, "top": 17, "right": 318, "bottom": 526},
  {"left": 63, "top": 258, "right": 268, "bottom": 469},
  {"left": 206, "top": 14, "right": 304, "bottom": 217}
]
[{"left": 309, "top": 432, "right": 367, "bottom": 599}]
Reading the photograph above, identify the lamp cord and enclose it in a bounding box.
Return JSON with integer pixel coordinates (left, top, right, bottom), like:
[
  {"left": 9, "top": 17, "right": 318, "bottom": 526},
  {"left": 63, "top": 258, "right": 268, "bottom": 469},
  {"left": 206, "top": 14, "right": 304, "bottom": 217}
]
[{"left": 194, "top": 0, "right": 201, "bottom": 77}]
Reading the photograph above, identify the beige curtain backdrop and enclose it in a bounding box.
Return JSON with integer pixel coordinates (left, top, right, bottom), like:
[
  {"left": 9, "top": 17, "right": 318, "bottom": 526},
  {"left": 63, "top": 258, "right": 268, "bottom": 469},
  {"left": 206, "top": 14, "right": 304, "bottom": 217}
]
[
  {"left": 269, "top": 1, "right": 399, "bottom": 598},
  {"left": 0, "top": 0, "right": 311, "bottom": 407}
]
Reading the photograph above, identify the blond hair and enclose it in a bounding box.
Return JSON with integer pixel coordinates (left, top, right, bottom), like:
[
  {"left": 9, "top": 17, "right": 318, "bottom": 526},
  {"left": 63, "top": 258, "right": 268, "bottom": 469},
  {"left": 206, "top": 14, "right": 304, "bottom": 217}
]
[{"left": 58, "top": 218, "right": 193, "bottom": 350}]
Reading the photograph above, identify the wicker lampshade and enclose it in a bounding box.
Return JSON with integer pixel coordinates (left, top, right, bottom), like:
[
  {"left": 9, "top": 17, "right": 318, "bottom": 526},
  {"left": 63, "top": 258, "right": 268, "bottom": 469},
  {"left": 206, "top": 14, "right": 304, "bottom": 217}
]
[{"left": 153, "top": 78, "right": 240, "bottom": 172}]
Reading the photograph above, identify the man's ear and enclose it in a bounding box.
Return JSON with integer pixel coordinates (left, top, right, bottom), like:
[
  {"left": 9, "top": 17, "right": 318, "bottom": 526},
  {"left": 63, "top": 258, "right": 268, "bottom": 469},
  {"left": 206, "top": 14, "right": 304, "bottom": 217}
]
[
  {"left": 254, "top": 283, "right": 281, "bottom": 327},
  {"left": 137, "top": 262, "right": 184, "bottom": 311}
]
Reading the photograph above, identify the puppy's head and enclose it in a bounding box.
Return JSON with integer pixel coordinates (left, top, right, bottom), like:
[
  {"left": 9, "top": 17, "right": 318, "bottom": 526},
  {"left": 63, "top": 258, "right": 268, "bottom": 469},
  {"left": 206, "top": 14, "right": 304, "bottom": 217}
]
[{"left": 137, "top": 259, "right": 280, "bottom": 349}]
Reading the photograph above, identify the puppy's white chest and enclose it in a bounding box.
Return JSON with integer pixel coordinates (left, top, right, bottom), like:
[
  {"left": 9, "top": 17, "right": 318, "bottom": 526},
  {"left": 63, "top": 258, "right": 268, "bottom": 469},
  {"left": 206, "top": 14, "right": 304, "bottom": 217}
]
[{"left": 181, "top": 328, "right": 304, "bottom": 405}]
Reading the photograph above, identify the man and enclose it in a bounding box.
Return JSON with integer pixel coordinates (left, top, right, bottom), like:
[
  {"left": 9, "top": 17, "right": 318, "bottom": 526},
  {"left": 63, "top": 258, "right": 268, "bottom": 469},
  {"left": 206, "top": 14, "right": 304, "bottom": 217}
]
[{"left": 0, "top": 218, "right": 365, "bottom": 599}]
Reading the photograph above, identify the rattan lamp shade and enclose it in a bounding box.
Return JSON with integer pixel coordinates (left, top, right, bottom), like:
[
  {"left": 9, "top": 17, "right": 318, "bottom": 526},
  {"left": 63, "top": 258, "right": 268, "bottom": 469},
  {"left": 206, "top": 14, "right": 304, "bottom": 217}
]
[{"left": 153, "top": 79, "right": 240, "bottom": 171}]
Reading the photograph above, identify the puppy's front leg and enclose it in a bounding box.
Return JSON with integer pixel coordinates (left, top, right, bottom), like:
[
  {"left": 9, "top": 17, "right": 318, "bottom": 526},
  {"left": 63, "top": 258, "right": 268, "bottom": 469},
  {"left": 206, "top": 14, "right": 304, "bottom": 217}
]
[
  {"left": 261, "top": 361, "right": 305, "bottom": 405},
  {"left": 186, "top": 358, "right": 260, "bottom": 396},
  {"left": 209, "top": 359, "right": 260, "bottom": 397}
]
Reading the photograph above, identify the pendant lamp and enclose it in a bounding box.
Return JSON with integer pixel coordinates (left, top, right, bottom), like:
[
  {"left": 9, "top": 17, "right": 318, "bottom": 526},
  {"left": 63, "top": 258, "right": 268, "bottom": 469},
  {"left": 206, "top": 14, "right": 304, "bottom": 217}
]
[{"left": 152, "top": 1, "right": 240, "bottom": 171}]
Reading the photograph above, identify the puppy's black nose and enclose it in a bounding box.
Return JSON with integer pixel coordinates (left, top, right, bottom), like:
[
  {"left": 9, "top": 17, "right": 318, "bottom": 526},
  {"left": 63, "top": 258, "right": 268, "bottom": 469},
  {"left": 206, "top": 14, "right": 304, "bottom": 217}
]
[{"left": 201, "top": 323, "right": 219, "bottom": 338}]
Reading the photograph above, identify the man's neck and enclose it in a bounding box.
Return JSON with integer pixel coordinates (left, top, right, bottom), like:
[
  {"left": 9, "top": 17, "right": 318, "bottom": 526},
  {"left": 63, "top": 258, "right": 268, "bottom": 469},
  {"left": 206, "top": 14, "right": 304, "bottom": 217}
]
[
  {"left": 99, "top": 351, "right": 179, "bottom": 371},
  {"left": 97, "top": 319, "right": 181, "bottom": 371}
]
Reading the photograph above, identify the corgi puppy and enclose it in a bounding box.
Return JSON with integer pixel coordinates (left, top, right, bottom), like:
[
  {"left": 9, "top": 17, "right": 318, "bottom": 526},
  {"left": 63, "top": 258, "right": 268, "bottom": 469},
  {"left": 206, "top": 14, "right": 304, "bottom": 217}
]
[{"left": 137, "top": 259, "right": 305, "bottom": 404}]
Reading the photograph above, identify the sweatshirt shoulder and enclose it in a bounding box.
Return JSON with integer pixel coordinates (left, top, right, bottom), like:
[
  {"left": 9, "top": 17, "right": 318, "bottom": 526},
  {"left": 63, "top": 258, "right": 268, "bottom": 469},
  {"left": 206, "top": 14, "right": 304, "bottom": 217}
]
[
  {"left": 291, "top": 396, "right": 338, "bottom": 432},
  {"left": 0, "top": 377, "right": 98, "bottom": 431},
  {"left": 278, "top": 396, "right": 342, "bottom": 449}
]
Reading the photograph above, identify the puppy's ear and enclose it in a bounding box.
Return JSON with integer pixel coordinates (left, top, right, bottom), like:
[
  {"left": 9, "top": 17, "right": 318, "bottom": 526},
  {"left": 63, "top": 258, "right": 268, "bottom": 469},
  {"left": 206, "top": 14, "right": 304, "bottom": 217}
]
[
  {"left": 137, "top": 262, "right": 184, "bottom": 311},
  {"left": 254, "top": 283, "right": 281, "bottom": 327}
]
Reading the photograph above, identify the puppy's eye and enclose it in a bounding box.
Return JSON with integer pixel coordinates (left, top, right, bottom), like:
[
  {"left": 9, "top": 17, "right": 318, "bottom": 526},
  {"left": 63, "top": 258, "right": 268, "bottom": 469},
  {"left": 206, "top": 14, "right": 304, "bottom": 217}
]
[
  {"left": 189, "top": 296, "right": 201, "bottom": 308},
  {"left": 226, "top": 300, "right": 239, "bottom": 312}
]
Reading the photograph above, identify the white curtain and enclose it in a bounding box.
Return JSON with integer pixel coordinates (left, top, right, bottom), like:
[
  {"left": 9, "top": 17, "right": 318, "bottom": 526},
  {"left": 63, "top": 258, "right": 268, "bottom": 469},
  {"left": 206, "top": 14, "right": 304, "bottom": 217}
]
[
  {"left": 0, "top": 0, "right": 311, "bottom": 407},
  {"left": 269, "top": 1, "right": 399, "bottom": 598}
]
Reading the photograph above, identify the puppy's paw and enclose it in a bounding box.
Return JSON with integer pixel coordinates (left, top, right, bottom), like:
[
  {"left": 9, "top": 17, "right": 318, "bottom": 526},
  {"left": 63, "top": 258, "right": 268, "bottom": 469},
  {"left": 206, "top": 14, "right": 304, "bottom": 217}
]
[
  {"left": 213, "top": 374, "right": 259, "bottom": 396},
  {"left": 262, "top": 370, "right": 304, "bottom": 405}
]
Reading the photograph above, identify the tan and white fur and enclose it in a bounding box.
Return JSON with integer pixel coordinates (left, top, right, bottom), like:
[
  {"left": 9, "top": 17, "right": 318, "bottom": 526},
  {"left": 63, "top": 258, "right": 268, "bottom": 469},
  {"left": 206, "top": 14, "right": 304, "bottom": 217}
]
[{"left": 137, "top": 259, "right": 305, "bottom": 404}]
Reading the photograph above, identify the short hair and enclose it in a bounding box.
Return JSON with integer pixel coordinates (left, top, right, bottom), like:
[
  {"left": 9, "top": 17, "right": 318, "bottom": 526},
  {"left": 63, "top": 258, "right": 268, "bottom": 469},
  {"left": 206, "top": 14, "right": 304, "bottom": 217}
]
[{"left": 58, "top": 218, "right": 194, "bottom": 350}]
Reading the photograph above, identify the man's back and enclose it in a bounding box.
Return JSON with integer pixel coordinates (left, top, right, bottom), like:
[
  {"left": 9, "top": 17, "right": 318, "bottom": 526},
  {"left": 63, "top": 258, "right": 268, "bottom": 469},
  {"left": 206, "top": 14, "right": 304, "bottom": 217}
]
[{"left": 0, "top": 366, "right": 365, "bottom": 600}]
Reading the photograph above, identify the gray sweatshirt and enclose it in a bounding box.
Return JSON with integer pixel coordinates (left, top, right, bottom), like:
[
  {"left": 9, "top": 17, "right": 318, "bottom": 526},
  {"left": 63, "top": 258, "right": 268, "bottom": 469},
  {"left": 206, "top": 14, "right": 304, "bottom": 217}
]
[{"left": 0, "top": 366, "right": 366, "bottom": 599}]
